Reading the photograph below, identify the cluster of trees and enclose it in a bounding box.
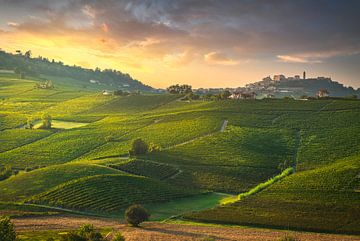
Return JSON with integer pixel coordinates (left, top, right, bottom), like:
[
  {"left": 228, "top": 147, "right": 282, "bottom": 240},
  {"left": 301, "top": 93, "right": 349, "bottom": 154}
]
[
  {"left": 0, "top": 49, "right": 152, "bottom": 91},
  {"left": 196, "top": 90, "right": 231, "bottom": 101},
  {"left": 129, "top": 138, "right": 161, "bottom": 156},
  {"left": 166, "top": 84, "right": 192, "bottom": 94},
  {"left": 167, "top": 84, "right": 233, "bottom": 102}
]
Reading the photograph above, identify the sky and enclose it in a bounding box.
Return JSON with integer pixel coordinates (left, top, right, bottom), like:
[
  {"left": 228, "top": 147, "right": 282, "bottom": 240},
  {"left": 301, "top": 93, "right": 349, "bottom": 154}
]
[{"left": 0, "top": 0, "right": 359, "bottom": 88}]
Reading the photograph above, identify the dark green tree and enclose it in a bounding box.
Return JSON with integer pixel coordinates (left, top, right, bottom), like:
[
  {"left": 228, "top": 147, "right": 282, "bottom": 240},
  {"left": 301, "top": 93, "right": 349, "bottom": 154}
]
[
  {"left": 125, "top": 204, "right": 150, "bottom": 227},
  {"left": 129, "top": 138, "right": 148, "bottom": 156},
  {"left": 0, "top": 216, "right": 16, "bottom": 241}
]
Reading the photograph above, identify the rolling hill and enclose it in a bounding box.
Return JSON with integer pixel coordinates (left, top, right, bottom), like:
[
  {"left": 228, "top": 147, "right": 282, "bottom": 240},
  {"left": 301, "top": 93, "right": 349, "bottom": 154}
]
[{"left": 0, "top": 72, "right": 359, "bottom": 235}]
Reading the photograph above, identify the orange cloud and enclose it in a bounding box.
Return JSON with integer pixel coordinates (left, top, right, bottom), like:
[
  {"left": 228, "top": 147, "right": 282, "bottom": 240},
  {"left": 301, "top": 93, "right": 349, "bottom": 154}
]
[
  {"left": 101, "top": 23, "right": 109, "bottom": 33},
  {"left": 204, "top": 51, "right": 238, "bottom": 65}
]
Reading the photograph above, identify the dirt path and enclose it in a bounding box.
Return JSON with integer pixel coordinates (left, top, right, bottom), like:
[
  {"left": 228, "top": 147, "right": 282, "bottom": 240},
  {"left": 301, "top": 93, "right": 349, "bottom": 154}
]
[
  {"left": 13, "top": 216, "right": 360, "bottom": 241},
  {"left": 220, "top": 120, "right": 228, "bottom": 132},
  {"left": 165, "top": 119, "right": 227, "bottom": 150}
]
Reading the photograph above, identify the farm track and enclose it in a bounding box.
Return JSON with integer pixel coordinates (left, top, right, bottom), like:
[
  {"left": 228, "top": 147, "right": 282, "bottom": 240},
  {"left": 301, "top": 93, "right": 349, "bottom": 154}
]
[
  {"left": 13, "top": 216, "right": 360, "bottom": 241},
  {"left": 164, "top": 119, "right": 227, "bottom": 150},
  {"left": 317, "top": 100, "right": 336, "bottom": 113}
]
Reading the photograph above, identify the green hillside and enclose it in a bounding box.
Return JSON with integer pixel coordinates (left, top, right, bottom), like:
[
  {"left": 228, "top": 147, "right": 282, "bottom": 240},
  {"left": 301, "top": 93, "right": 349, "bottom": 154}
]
[
  {"left": 29, "top": 174, "right": 199, "bottom": 214},
  {"left": 0, "top": 163, "right": 121, "bottom": 202},
  {"left": 0, "top": 72, "right": 359, "bottom": 234},
  {"left": 0, "top": 50, "right": 152, "bottom": 91}
]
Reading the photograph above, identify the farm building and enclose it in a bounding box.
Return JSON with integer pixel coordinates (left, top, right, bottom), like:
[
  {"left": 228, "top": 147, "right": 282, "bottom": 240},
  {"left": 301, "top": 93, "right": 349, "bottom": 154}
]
[
  {"left": 102, "top": 90, "right": 112, "bottom": 95},
  {"left": 229, "top": 91, "right": 256, "bottom": 100},
  {"left": 316, "top": 89, "right": 329, "bottom": 98}
]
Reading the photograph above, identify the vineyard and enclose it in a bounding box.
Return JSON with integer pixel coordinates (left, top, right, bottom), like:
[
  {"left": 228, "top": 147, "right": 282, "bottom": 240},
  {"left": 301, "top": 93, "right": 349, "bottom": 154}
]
[
  {"left": 29, "top": 174, "right": 199, "bottom": 214},
  {"left": 0, "top": 73, "right": 360, "bottom": 235}
]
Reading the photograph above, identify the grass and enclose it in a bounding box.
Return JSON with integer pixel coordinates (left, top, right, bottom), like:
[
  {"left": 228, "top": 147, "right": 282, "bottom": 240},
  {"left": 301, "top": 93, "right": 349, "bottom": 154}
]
[
  {"left": 30, "top": 120, "right": 89, "bottom": 129},
  {"left": 221, "top": 167, "right": 294, "bottom": 205},
  {"left": 145, "top": 193, "right": 230, "bottom": 221}
]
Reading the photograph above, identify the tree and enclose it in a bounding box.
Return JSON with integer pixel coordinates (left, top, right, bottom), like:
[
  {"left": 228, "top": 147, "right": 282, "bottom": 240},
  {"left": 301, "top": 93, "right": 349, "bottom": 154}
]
[
  {"left": 41, "top": 113, "right": 52, "bottom": 129},
  {"left": 167, "top": 84, "right": 192, "bottom": 94},
  {"left": 220, "top": 90, "right": 231, "bottom": 100},
  {"left": 0, "top": 216, "right": 16, "bottom": 241},
  {"left": 125, "top": 204, "right": 150, "bottom": 227},
  {"left": 24, "top": 50, "right": 32, "bottom": 58},
  {"left": 129, "top": 138, "right": 148, "bottom": 156},
  {"left": 26, "top": 117, "right": 34, "bottom": 129}
]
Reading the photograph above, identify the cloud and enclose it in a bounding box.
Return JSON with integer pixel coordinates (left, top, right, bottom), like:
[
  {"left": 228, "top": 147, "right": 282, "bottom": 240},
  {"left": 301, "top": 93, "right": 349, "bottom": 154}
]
[
  {"left": 277, "top": 55, "right": 322, "bottom": 63},
  {"left": 204, "top": 51, "right": 238, "bottom": 65},
  {"left": 7, "top": 22, "right": 19, "bottom": 27},
  {"left": 277, "top": 49, "right": 360, "bottom": 63},
  {"left": 164, "top": 50, "right": 194, "bottom": 67}
]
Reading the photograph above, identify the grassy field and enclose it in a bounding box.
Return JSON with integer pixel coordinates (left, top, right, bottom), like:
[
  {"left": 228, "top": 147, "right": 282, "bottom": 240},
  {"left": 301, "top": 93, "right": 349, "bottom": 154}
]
[{"left": 1, "top": 73, "right": 360, "bottom": 236}]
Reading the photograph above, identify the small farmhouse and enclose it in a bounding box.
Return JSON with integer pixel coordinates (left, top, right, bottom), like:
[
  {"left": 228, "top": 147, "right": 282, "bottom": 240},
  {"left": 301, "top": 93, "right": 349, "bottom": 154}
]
[
  {"left": 316, "top": 89, "right": 329, "bottom": 98},
  {"left": 230, "top": 91, "right": 256, "bottom": 100}
]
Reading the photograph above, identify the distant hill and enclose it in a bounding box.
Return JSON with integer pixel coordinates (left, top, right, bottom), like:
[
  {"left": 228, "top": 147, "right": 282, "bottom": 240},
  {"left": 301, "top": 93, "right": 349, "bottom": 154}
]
[
  {"left": 0, "top": 49, "right": 153, "bottom": 92},
  {"left": 276, "top": 78, "right": 360, "bottom": 98},
  {"left": 244, "top": 76, "right": 360, "bottom": 99}
]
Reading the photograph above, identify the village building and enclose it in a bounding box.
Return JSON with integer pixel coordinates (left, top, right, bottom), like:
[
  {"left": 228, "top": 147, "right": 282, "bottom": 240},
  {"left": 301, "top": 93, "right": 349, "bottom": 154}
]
[
  {"left": 316, "top": 89, "right": 329, "bottom": 98},
  {"left": 102, "top": 90, "right": 112, "bottom": 95},
  {"left": 229, "top": 91, "right": 256, "bottom": 100}
]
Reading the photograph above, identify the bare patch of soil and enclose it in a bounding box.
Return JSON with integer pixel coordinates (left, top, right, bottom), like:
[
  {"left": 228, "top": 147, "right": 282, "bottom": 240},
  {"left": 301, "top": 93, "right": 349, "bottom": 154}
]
[{"left": 13, "top": 215, "right": 360, "bottom": 241}]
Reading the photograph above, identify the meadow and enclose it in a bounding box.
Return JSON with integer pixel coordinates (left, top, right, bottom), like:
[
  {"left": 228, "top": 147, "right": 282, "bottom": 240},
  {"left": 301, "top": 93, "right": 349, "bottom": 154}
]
[{"left": 1, "top": 73, "right": 359, "bottom": 236}]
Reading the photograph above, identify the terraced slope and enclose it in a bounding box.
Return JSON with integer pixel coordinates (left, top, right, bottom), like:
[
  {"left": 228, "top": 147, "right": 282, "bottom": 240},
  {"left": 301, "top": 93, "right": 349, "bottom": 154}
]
[
  {"left": 108, "top": 159, "right": 179, "bottom": 180},
  {"left": 0, "top": 163, "right": 121, "bottom": 201},
  {"left": 145, "top": 125, "right": 297, "bottom": 193},
  {"left": 29, "top": 174, "right": 199, "bottom": 213},
  {"left": 186, "top": 155, "right": 360, "bottom": 234},
  {"left": 185, "top": 101, "right": 360, "bottom": 234}
]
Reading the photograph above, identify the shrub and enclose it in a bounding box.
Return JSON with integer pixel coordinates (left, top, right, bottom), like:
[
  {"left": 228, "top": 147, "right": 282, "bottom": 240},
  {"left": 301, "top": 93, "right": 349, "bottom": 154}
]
[
  {"left": 112, "top": 232, "right": 125, "bottom": 241},
  {"left": 129, "top": 138, "right": 148, "bottom": 156},
  {"left": 125, "top": 204, "right": 150, "bottom": 227},
  {"left": 0, "top": 216, "right": 16, "bottom": 241},
  {"left": 40, "top": 113, "right": 52, "bottom": 129},
  {"left": 61, "top": 224, "right": 104, "bottom": 241}
]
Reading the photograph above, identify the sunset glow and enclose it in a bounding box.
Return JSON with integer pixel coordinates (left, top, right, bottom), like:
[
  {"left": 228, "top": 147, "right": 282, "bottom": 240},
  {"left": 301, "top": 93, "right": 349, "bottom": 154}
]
[{"left": 0, "top": 0, "right": 359, "bottom": 88}]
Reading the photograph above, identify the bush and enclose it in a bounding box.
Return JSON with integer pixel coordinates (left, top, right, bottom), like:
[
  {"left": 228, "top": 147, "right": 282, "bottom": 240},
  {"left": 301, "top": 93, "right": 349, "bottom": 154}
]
[
  {"left": 112, "top": 232, "right": 125, "bottom": 241},
  {"left": 129, "top": 138, "right": 148, "bottom": 156},
  {"left": 0, "top": 216, "right": 16, "bottom": 241},
  {"left": 61, "top": 224, "right": 104, "bottom": 241},
  {"left": 125, "top": 204, "right": 150, "bottom": 227}
]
